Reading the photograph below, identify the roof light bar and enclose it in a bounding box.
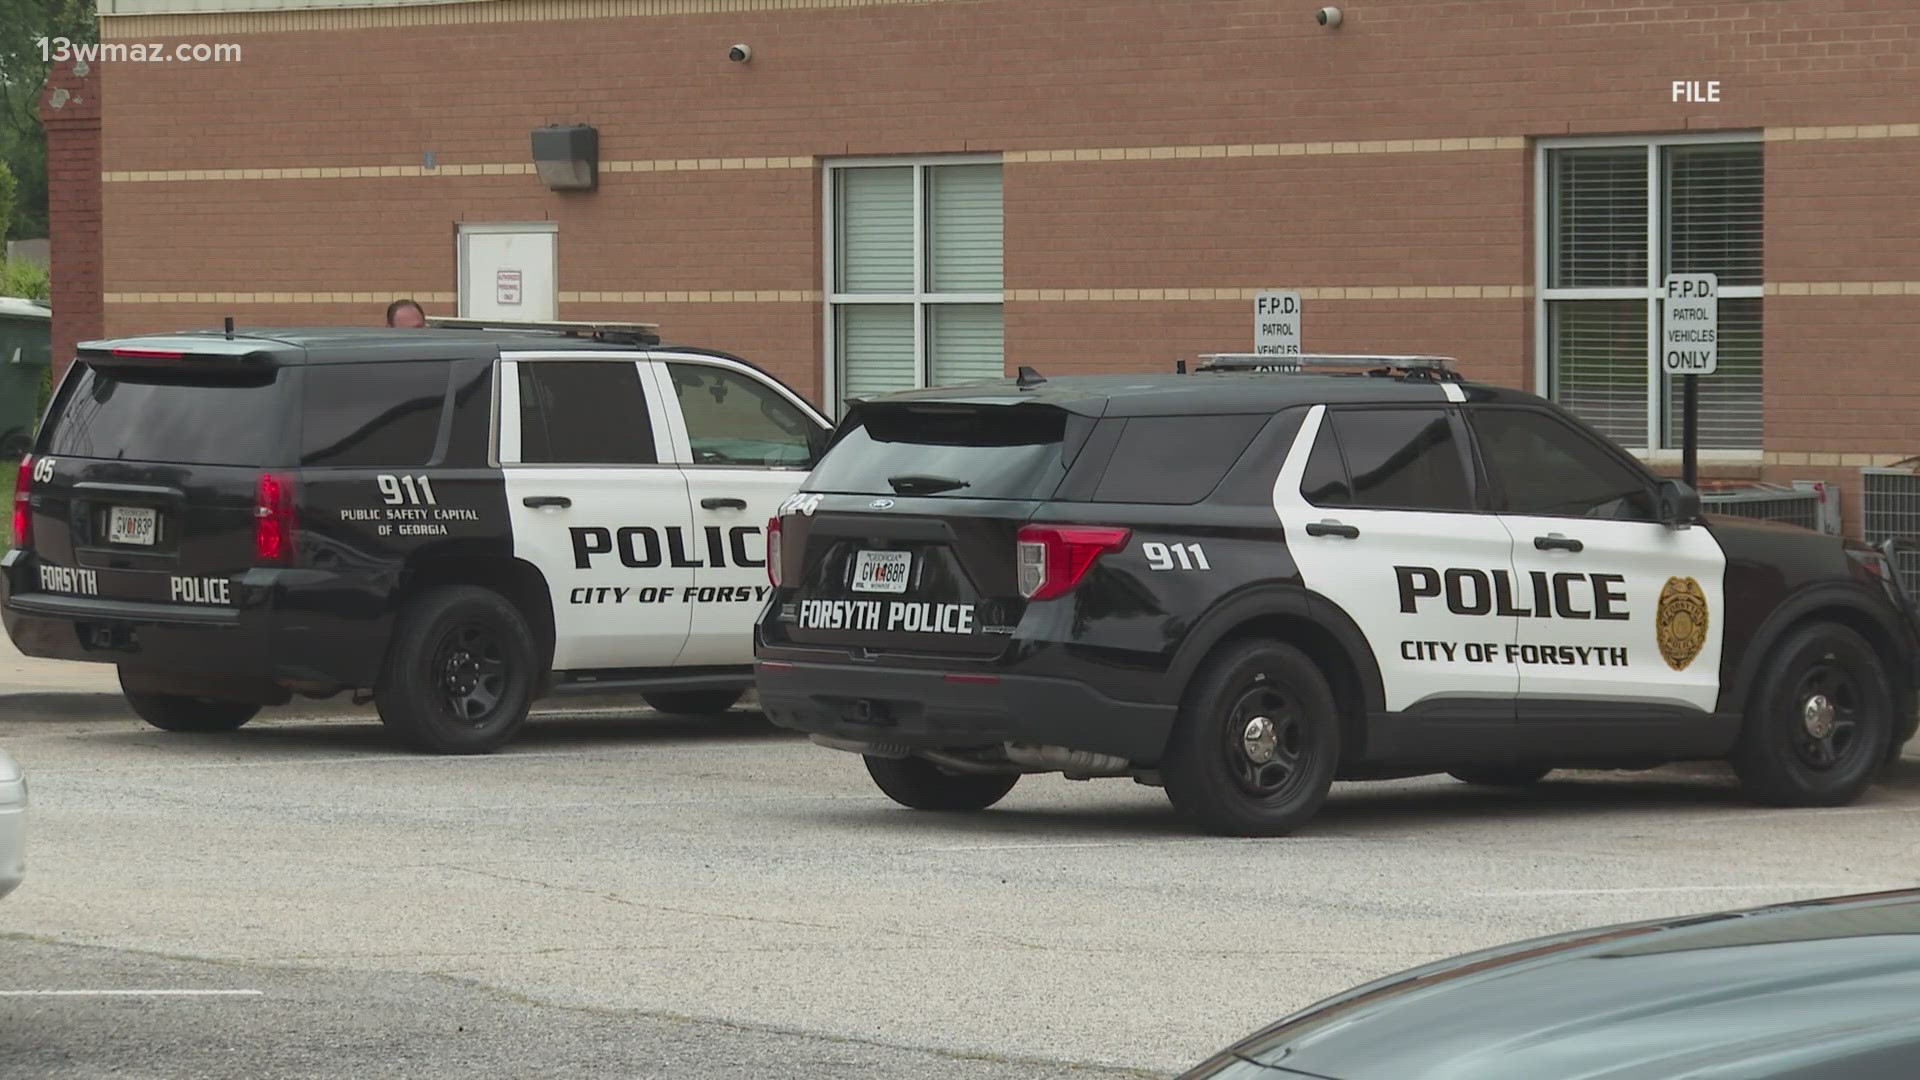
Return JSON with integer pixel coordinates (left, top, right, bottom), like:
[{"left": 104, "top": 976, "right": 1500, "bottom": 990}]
[
  {"left": 423, "top": 316, "right": 662, "bottom": 346},
  {"left": 1195, "top": 353, "right": 1457, "bottom": 372}
]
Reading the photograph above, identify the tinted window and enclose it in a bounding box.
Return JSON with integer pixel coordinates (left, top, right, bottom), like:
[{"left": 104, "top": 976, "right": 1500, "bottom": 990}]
[
  {"left": 1093, "top": 415, "right": 1265, "bottom": 504},
  {"left": 667, "top": 362, "right": 815, "bottom": 468},
  {"left": 1299, "top": 419, "right": 1351, "bottom": 507},
  {"left": 807, "top": 403, "right": 1071, "bottom": 500},
  {"left": 1470, "top": 407, "right": 1657, "bottom": 520},
  {"left": 43, "top": 364, "right": 291, "bottom": 466},
  {"left": 1327, "top": 408, "right": 1473, "bottom": 512},
  {"left": 517, "top": 361, "right": 656, "bottom": 465},
  {"left": 301, "top": 361, "right": 448, "bottom": 468}
]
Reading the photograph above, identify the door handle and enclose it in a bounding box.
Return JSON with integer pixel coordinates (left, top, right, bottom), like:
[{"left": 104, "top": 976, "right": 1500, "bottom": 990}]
[
  {"left": 701, "top": 497, "right": 749, "bottom": 511},
  {"left": 523, "top": 496, "right": 572, "bottom": 509},
  {"left": 1534, "top": 533, "right": 1584, "bottom": 553},
  {"left": 1304, "top": 520, "right": 1360, "bottom": 539}
]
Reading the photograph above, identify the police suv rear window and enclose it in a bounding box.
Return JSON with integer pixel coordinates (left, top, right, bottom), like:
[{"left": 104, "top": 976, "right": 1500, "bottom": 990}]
[
  {"left": 42, "top": 363, "right": 293, "bottom": 467},
  {"left": 301, "top": 361, "right": 449, "bottom": 468},
  {"left": 807, "top": 403, "right": 1071, "bottom": 500},
  {"left": 1092, "top": 414, "right": 1266, "bottom": 505}
]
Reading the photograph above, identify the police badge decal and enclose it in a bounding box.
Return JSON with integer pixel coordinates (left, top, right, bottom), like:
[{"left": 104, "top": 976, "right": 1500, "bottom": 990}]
[{"left": 1656, "top": 576, "right": 1709, "bottom": 671}]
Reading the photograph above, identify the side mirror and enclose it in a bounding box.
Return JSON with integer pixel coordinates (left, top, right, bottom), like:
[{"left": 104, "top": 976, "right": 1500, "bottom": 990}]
[{"left": 1657, "top": 478, "right": 1701, "bottom": 529}]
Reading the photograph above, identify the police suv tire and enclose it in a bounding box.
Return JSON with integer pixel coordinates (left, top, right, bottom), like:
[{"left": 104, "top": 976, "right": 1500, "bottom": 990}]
[
  {"left": 1730, "top": 623, "right": 1893, "bottom": 808},
  {"left": 1162, "top": 640, "right": 1341, "bottom": 837},
  {"left": 863, "top": 755, "right": 1020, "bottom": 811},
  {"left": 1448, "top": 767, "right": 1552, "bottom": 787},
  {"left": 376, "top": 586, "right": 537, "bottom": 755},
  {"left": 642, "top": 688, "right": 745, "bottom": 716},
  {"left": 119, "top": 677, "right": 261, "bottom": 733}
]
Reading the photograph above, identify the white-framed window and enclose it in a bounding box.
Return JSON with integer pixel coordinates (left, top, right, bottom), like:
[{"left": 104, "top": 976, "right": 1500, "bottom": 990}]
[
  {"left": 824, "top": 156, "right": 1005, "bottom": 412},
  {"left": 1534, "top": 133, "right": 1763, "bottom": 454}
]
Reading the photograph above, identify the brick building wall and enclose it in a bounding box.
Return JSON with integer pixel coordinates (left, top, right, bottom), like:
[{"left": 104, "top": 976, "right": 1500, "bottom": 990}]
[
  {"left": 40, "top": 60, "right": 104, "bottom": 379},
  {"left": 71, "top": 0, "right": 1920, "bottom": 529}
]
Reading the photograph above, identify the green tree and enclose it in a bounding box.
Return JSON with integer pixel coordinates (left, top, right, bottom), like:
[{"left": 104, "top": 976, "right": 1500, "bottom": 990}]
[
  {"left": 0, "top": 0, "right": 98, "bottom": 239},
  {"left": 0, "top": 159, "right": 15, "bottom": 241}
]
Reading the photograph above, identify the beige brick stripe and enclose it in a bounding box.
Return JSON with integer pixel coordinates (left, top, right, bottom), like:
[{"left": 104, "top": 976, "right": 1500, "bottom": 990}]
[
  {"left": 101, "top": 290, "right": 824, "bottom": 305},
  {"left": 100, "top": 0, "right": 973, "bottom": 39},
  {"left": 1008, "top": 285, "right": 1535, "bottom": 302},
  {"left": 1766, "top": 281, "right": 1920, "bottom": 296},
  {"left": 1766, "top": 452, "right": 1918, "bottom": 468},
  {"left": 102, "top": 282, "right": 1920, "bottom": 306},
  {"left": 1764, "top": 124, "right": 1920, "bottom": 142},
  {"left": 104, "top": 156, "right": 816, "bottom": 184},
  {"left": 1008, "top": 136, "right": 1526, "bottom": 164}
]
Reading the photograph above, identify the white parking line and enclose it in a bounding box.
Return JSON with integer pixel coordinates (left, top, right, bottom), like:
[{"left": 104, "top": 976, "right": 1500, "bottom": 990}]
[
  {"left": 179, "top": 748, "right": 630, "bottom": 769},
  {"left": 1468, "top": 885, "right": 1863, "bottom": 898},
  {"left": 0, "top": 989, "right": 264, "bottom": 997},
  {"left": 924, "top": 837, "right": 1349, "bottom": 852}
]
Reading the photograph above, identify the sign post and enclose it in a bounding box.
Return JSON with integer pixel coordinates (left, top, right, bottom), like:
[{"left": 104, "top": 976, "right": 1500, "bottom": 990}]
[
  {"left": 1255, "top": 291, "right": 1302, "bottom": 357},
  {"left": 1661, "top": 273, "right": 1717, "bottom": 488}
]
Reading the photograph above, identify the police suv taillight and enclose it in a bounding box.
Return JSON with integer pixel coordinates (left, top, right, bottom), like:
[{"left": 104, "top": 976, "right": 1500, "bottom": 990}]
[
  {"left": 12, "top": 455, "right": 32, "bottom": 551},
  {"left": 766, "top": 516, "right": 783, "bottom": 587},
  {"left": 1017, "top": 525, "right": 1131, "bottom": 601},
  {"left": 254, "top": 472, "right": 297, "bottom": 565}
]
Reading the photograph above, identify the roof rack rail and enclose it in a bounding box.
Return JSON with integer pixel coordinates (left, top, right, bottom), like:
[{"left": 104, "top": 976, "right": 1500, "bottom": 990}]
[
  {"left": 1192, "top": 353, "right": 1461, "bottom": 381},
  {"left": 424, "top": 316, "right": 662, "bottom": 346}
]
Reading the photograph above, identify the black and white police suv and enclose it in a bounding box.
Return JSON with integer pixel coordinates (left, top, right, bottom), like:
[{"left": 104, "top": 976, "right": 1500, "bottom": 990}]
[
  {"left": 3, "top": 319, "right": 830, "bottom": 753},
  {"left": 755, "top": 354, "right": 1920, "bottom": 836}
]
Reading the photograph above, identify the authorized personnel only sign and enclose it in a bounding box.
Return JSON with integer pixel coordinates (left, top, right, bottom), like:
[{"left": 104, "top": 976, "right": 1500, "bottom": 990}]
[
  {"left": 1662, "top": 273, "right": 1717, "bottom": 376},
  {"left": 1255, "top": 291, "right": 1302, "bottom": 356}
]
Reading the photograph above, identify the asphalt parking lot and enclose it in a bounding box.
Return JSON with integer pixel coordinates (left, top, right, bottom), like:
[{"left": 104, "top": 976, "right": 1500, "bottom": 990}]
[{"left": 4, "top": 701, "right": 1919, "bottom": 1078}]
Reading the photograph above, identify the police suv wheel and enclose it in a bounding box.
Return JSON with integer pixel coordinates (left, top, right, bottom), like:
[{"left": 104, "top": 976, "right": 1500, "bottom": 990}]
[
  {"left": 642, "top": 688, "right": 745, "bottom": 715},
  {"left": 1448, "top": 767, "right": 1552, "bottom": 787},
  {"left": 1163, "top": 640, "right": 1341, "bottom": 837},
  {"left": 1731, "top": 623, "right": 1893, "bottom": 807},
  {"left": 118, "top": 673, "right": 261, "bottom": 733},
  {"left": 863, "top": 755, "right": 1020, "bottom": 811},
  {"left": 376, "top": 586, "right": 537, "bottom": 755}
]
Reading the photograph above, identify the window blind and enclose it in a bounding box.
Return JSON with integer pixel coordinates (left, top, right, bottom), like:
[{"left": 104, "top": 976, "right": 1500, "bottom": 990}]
[
  {"left": 927, "top": 164, "right": 1004, "bottom": 293},
  {"left": 1551, "top": 300, "right": 1648, "bottom": 447},
  {"left": 928, "top": 304, "right": 1005, "bottom": 386},
  {"left": 837, "top": 304, "right": 916, "bottom": 401},
  {"left": 1665, "top": 144, "right": 1763, "bottom": 287},
  {"left": 836, "top": 167, "right": 914, "bottom": 294},
  {"left": 1551, "top": 148, "right": 1648, "bottom": 289},
  {"left": 1664, "top": 297, "right": 1762, "bottom": 449}
]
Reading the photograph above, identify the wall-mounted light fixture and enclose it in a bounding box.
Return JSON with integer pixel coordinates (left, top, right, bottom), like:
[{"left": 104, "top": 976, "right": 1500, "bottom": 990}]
[{"left": 532, "top": 124, "right": 598, "bottom": 192}]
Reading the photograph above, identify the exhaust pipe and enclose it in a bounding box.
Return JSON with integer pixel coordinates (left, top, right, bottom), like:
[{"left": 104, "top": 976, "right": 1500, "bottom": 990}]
[{"left": 1004, "top": 744, "right": 1130, "bottom": 776}]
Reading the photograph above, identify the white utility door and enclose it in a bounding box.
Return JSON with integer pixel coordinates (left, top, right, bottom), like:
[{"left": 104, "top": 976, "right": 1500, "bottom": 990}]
[
  {"left": 499, "top": 354, "right": 694, "bottom": 671},
  {"left": 648, "top": 356, "right": 830, "bottom": 666},
  {"left": 459, "top": 224, "right": 558, "bottom": 321}
]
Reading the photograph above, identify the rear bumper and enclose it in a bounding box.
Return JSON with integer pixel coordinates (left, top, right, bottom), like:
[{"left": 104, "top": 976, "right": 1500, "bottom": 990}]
[
  {"left": 1, "top": 550, "right": 390, "bottom": 689},
  {"left": 754, "top": 658, "right": 1176, "bottom": 764}
]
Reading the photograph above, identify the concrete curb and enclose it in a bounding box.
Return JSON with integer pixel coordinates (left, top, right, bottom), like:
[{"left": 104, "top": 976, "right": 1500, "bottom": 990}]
[{"left": 0, "top": 689, "right": 755, "bottom": 722}]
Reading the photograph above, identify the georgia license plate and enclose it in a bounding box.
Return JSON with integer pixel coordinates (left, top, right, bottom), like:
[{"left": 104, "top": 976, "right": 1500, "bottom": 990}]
[
  {"left": 108, "top": 506, "right": 159, "bottom": 546},
  {"left": 851, "top": 550, "right": 912, "bottom": 594}
]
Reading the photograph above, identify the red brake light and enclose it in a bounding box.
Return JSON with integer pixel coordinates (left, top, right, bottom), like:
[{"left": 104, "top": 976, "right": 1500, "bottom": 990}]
[
  {"left": 254, "top": 472, "right": 297, "bottom": 565},
  {"left": 1017, "top": 525, "right": 1131, "bottom": 601},
  {"left": 12, "top": 455, "right": 31, "bottom": 550},
  {"left": 766, "top": 516, "right": 783, "bottom": 587},
  {"left": 111, "top": 347, "right": 187, "bottom": 360}
]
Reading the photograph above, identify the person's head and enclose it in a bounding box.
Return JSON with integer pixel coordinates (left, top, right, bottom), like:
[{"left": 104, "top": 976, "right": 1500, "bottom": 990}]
[{"left": 386, "top": 299, "right": 426, "bottom": 328}]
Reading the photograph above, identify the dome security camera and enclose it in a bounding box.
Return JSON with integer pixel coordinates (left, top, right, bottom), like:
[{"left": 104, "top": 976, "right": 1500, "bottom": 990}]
[
  {"left": 728, "top": 43, "right": 753, "bottom": 62},
  {"left": 1316, "top": 6, "right": 1343, "bottom": 27}
]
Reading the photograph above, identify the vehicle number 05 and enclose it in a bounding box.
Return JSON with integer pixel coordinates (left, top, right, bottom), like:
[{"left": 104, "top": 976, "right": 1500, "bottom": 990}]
[
  {"left": 378, "top": 474, "right": 437, "bottom": 506},
  {"left": 1143, "top": 541, "right": 1210, "bottom": 571}
]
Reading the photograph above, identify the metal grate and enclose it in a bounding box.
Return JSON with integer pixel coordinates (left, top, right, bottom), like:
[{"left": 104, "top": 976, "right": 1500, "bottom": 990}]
[
  {"left": 1863, "top": 469, "right": 1920, "bottom": 601},
  {"left": 1701, "top": 481, "right": 1838, "bottom": 535}
]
